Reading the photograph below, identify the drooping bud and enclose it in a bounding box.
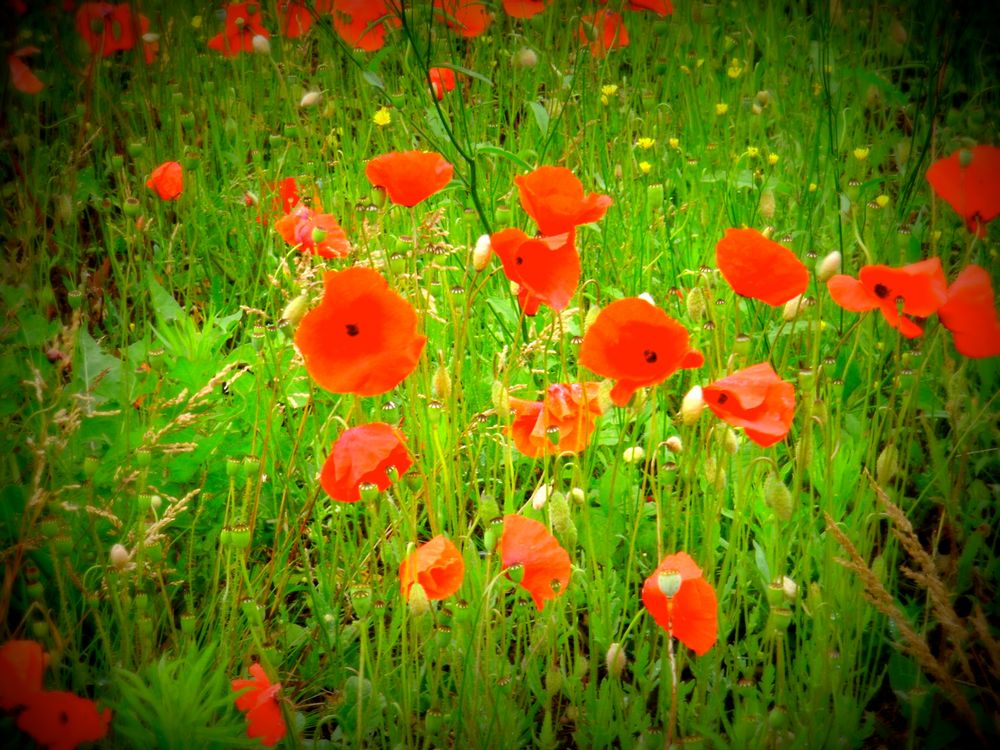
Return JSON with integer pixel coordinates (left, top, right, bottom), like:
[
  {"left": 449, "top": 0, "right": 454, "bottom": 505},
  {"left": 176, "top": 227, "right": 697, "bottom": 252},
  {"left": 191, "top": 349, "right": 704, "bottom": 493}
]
[
  {"left": 472, "top": 234, "right": 492, "bottom": 272},
  {"left": 637, "top": 292, "right": 656, "bottom": 306},
  {"left": 764, "top": 473, "right": 794, "bottom": 521},
  {"left": 758, "top": 189, "right": 776, "bottom": 220},
  {"left": 665, "top": 435, "right": 683, "bottom": 454},
  {"left": 300, "top": 90, "right": 322, "bottom": 108},
  {"left": 110, "top": 543, "right": 130, "bottom": 572},
  {"left": 530, "top": 483, "right": 551, "bottom": 510},
  {"left": 432, "top": 356, "right": 451, "bottom": 401},
  {"left": 251, "top": 34, "right": 271, "bottom": 55},
  {"left": 583, "top": 304, "right": 601, "bottom": 334},
  {"left": 606, "top": 642, "right": 627, "bottom": 678},
  {"left": 876, "top": 443, "right": 898, "bottom": 485},
  {"left": 491, "top": 381, "right": 509, "bottom": 419},
  {"left": 816, "top": 251, "right": 842, "bottom": 282},
  {"left": 681, "top": 386, "right": 706, "bottom": 425},
  {"left": 622, "top": 446, "right": 645, "bottom": 464},
  {"left": 407, "top": 582, "right": 430, "bottom": 617},
  {"left": 685, "top": 287, "right": 707, "bottom": 320},
  {"left": 513, "top": 47, "right": 538, "bottom": 69},
  {"left": 783, "top": 294, "right": 806, "bottom": 321},
  {"left": 549, "top": 491, "right": 576, "bottom": 548},
  {"left": 281, "top": 294, "right": 309, "bottom": 327}
]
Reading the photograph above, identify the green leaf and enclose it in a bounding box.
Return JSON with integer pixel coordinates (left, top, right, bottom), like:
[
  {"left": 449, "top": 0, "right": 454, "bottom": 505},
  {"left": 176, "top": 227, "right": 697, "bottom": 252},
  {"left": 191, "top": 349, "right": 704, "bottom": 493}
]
[
  {"left": 149, "top": 276, "right": 185, "bottom": 323},
  {"left": 362, "top": 69, "right": 385, "bottom": 90},
  {"left": 475, "top": 144, "right": 533, "bottom": 172},
  {"left": 434, "top": 62, "right": 493, "bottom": 87},
  {"left": 526, "top": 100, "right": 549, "bottom": 138}
]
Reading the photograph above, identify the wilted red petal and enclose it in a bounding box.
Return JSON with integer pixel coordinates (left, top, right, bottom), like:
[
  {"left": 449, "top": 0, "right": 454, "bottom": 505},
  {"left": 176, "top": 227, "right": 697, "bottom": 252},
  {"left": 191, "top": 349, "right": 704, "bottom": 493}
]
[
  {"left": 579, "top": 297, "right": 703, "bottom": 407},
  {"left": 715, "top": 228, "right": 809, "bottom": 306},
  {"left": 938, "top": 264, "right": 1000, "bottom": 358},
  {"left": 232, "top": 664, "right": 286, "bottom": 748},
  {"left": 8, "top": 53, "right": 43, "bottom": 94},
  {"left": 926, "top": 145, "right": 1000, "bottom": 236},
  {"left": 514, "top": 166, "right": 612, "bottom": 235},
  {"left": 703, "top": 362, "right": 795, "bottom": 447},
  {"left": 17, "top": 691, "right": 112, "bottom": 750},
  {"left": 508, "top": 382, "right": 605, "bottom": 457},
  {"left": 365, "top": 150, "right": 454, "bottom": 207},
  {"left": 579, "top": 10, "right": 629, "bottom": 57},
  {"left": 641, "top": 551, "right": 718, "bottom": 656},
  {"left": 332, "top": 0, "right": 400, "bottom": 51},
  {"left": 0, "top": 640, "right": 47, "bottom": 710},
  {"left": 499, "top": 514, "right": 571, "bottom": 610},
  {"left": 274, "top": 206, "right": 351, "bottom": 258},
  {"left": 146, "top": 161, "right": 183, "bottom": 201},
  {"left": 399, "top": 535, "right": 465, "bottom": 600},
  {"left": 295, "top": 267, "right": 426, "bottom": 396},
  {"left": 320, "top": 422, "right": 412, "bottom": 502}
]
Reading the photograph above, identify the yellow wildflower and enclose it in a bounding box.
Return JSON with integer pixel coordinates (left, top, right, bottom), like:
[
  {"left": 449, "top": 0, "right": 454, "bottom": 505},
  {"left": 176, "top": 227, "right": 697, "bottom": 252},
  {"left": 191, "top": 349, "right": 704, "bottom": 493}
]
[
  {"left": 668, "top": 137, "right": 680, "bottom": 150},
  {"left": 638, "top": 161, "right": 652, "bottom": 174},
  {"left": 373, "top": 107, "right": 392, "bottom": 127},
  {"left": 727, "top": 58, "right": 743, "bottom": 78},
  {"left": 767, "top": 153, "right": 779, "bottom": 165},
  {"left": 853, "top": 147, "right": 869, "bottom": 161},
  {"left": 746, "top": 146, "right": 760, "bottom": 158},
  {"left": 637, "top": 137, "right": 655, "bottom": 150},
  {"left": 715, "top": 102, "right": 729, "bottom": 116},
  {"left": 875, "top": 194, "right": 890, "bottom": 208}
]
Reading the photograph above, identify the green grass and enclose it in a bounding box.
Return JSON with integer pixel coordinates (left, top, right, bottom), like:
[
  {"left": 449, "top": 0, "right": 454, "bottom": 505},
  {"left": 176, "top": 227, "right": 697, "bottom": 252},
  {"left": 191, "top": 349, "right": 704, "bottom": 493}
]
[{"left": 2, "top": 1, "right": 998, "bottom": 748}]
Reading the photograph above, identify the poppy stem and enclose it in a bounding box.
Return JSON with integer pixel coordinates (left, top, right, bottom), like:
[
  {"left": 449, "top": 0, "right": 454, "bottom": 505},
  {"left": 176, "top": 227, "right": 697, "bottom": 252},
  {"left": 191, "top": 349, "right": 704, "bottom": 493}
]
[{"left": 666, "top": 629, "right": 678, "bottom": 748}]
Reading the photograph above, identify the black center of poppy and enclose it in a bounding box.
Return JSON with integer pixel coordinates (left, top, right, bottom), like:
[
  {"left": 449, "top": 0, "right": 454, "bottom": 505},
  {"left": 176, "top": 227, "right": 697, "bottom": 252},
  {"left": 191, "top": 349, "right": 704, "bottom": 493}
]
[
  {"left": 874, "top": 283, "right": 890, "bottom": 299},
  {"left": 515, "top": 256, "right": 524, "bottom": 265},
  {"left": 59, "top": 711, "right": 69, "bottom": 724},
  {"left": 345, "top": 324, "right": 359, "bottom": 337},
  {"left": 717, "top": 393, "right": 728, "bottom": 404},
  {"left": 643, "top": 349, "right": 657, "bottom": 363}
]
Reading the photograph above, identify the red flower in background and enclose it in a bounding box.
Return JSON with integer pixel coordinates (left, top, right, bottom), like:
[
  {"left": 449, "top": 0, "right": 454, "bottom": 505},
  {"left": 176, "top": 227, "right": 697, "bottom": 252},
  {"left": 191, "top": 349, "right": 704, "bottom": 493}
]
[
  {"left": 938, "top": 264, "right": 1000, "bottom": 358},
  {"left": 579, "top": 10, "right": 629, "bottom": 57},
  {"left": 499, "top": 514, "right": 571, "bottom": 610},
  {"left": 827, "top": 258, "right": 947, "bottom": 338},
  {"left": 508, "top": 382, "right": 605, "bottom": 457},
  {"left": 641, "top": 552, "right": 718, "bottom": 656},
  {"left": 702, "top": 362, "right": 795, "bottom": 448},
  {"left": 0, "top": 640, "right": 47, "bottom": 710},
  {"left": 208, "top": 2, "right": 270, "bottom": 57},
  {"left": 275, "top": 206, "right": 351, "bottom": 258},
  {"left": 366, "top": 150, "right": 454, "bottom": 207},
  {"left": 502, "top": 0, "right": 549, "bottom": 18},
  {"left": 232, "top": 663, "right": 286, "bottom": 748},
  {"left": 75, "top": 3, "right": 156, "bottom": 62},
  {"left": 277, "top": 1, "right": 316, "bottom": 37},
  {"left": 8, "top": 47, "right": 44, "bottom": 94},
  {"left": 925, "top": 145, "right": 1000, "bottom": 237},
  {"left": 515, "top": 166, "right": 612, "bottom": 235},
  {"left": 250, "top": 176, "right": 301, "bottom": 225},
  {"left": 331, "top": 0, "right": 399, "bottom": 51},
  {"left": 626, "top": 0, "right": 674, "bottom": 14},
  {"left": 399, "top": 535, "right": 465, "bottom": 600},
  {"left": 434, "top": 0, "right": 493, "bottom": 37},
  {"left": 429, "top": 66, "right": 456, "bottom": 100},
  {"left": 579, "top": 298, "right": 704, "bottom": 407},
  {"left": 146, "top": 161, "right": 183, "bottom": 200},
  {"left": 295, "top": 267, "right": 426, "bottom": 396},
  {"left": 320, "top": 422, "right": 413, "bottom": 503},
  {"left": 715, "top": 228, "right": 809, "bottom": 306},
  {"left": 17, "top": 691, "right": 112, "bottom": 750},
  {"left": 490, "top": 228, "right": 580, "bottom": 316}
]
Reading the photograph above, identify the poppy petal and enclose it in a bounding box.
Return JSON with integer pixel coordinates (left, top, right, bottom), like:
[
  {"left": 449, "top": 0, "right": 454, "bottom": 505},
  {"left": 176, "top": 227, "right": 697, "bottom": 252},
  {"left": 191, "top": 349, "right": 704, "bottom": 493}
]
[
  {"left": 514, "top": 166, "right": 612, "bottom": 235},
  {"left": 321, "top": 423, "right": 412, "bottom": 502},
  {"left": 399, "top": 535, "right": 465, "bottom": 600},
  {"left": 938, "top": 264, "right": 1000, "bottom": 358},
  {"left": 366, "top": 150, "right": 454, "bottom": 207},
  {"left": 702, "top": 362, "right": 795, "bottom": 448},
  {"left": 499, "top": 514, "right": 571, "bottom": 609},
  {"left": 827, "top": 274, "right": 878, "bottom": 312},
  {"left": 926, "top": 145, "right": 1000, "bottom": 236},
  {"left": 8, "top": 54, "right": 43, "bottom": 94},
  {"left": 715, "top": 228, "right": 809, "bottom": 306}
]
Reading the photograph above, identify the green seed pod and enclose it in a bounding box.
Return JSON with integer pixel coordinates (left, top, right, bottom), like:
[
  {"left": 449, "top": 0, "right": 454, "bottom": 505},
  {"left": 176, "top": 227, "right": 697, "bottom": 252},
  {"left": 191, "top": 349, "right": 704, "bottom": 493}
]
[
  {"left": 26, "top": 582, "right": 44, "bottom": 600},
  {"left": 137, "top": 616, "right": 154, "bottom": 638},
  {"left": 359, "top": 482, "right": 380, "bottom": 503},
  {"left": 764, "top": 473, "right": 794, "bottom": 521},
  {"left": 110, "top": 154, "right": 125, "bottom": 170},
  {"left": 180, "top": 613, "right": 196, "bottom": 635},
  {"left": 767, "top": 607, "right": 793, "bottom": 633},
  {"left": 122, "top": 197, "right": 141, "bottom": 217},
  {"left": 647, "top": 183, "right": 664, "bottom": 205},
  {"left": 506, "top": 563, "right": 525, "bottom": 584},
  {"left": 350, "top": 587, "right": 372, "bottom": 618},
  {"left": 765, "top": 580, "right": 785, "bottom": 607},
  {"left": 229, "top": 523, "right": 252, "bottom": 550},
  {"left": 30, "top": 620, "right": 49, "bottom": 639},
  {"left": 127, "top": 141, "right": 145, "bottom": 158}
]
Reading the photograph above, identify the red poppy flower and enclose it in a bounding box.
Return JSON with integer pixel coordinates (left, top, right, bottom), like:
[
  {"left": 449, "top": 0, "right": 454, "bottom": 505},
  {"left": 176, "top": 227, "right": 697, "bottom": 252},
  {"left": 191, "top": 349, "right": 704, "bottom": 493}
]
[
  {"left": 428, "top": 66, "right": 456, "bottom": 101},
  {"left": 499, "top": 514, "right": 571, "bottom": 610},
  {"left": 502, "top": 0, "right": 549, "bottom": 19},
  {"left": 208, "top": 2, "right": 270, "bottom": 57},
  {"left": 295, "top": 267, "right": 426, "bottom": 396},
  {"left": 514, "top": 166, "right": 612, "bottom": 236},
  {"left": 925, "top": 145, "right": 1000, "bottom": 237},
  {"left": 579, "top": 10, "right": 629, "bottom": 57},
  {"left": 75, "top": 3, "right": 136, "bottom": 57},
  {"left": 579, "top": 297, "right": 704, "bottom": 407},
  {"left": 490, "top": 228, "right": 580, "bottom": 316},
  {"left": 826, "top": 257, "right": 948, "bottom": 338},
  {"left": 365, "top": 150, "right": 454, "bottom": 207},
  {"left": 331, "top": 0, "right": 400, "bottom": 52},
  {"left": 626, "top": 0, "right": 674, "bottom": 14},
  {"left": 508, "top": 382, "right": 605, "bottom": 457},
  {"left": 702, "top": 362, "right": 795, "bottom": 448},
  {"left": 641, "top": 552, "right": 718, "bottom": 656},
  {"left": 275, "top": 206, "right": 351, "bottom": 258},
  {"left": 250, "top": 176, "right": 301, "bottom": 225},
  {"left": 17, "top": 691, "right": 112, "bottom": 750},
  {"left": 715, "top": 228, "right": 809, "bottom": 306},
  {"left": 146, "top": 161, "right": 183, "bottom": 201},
  {"left": 320, "top": 422, "right": 413, "bottom": 503},
  {"left": 938, "top": 264, "right": 1000, "bottom": 358},
  {"left": 434, "top": 0, "right": 493, "bottom": 37},
  {"left": 8, "top": 47, "right": 44, "bottom": 94},
  {"left": 232, "top": 663, "right": 286, "bottom": 748},
  {"left": 399, "top": 535, "right": 465, "bottom": 600},
  {"left": 277, "top": 1, "right": 314, "bottom": 37},
  {"left": 0, "top": 639, "right": 47, "bottom": 710}
]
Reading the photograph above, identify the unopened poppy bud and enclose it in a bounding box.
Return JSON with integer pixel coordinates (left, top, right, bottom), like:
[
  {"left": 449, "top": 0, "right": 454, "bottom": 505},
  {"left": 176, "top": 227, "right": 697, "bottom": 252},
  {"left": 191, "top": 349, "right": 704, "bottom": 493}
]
[
  {"left": 783, "top": 294, "right": 806, "bottom": 321},
  {"left": 281, "top": 294, "right": 309, "bottom": 327},
  {"left": 781, "top": 575, "right": 798, "bottom": 601},
  {"left": 530, "top": 483, "right": 551, "bottom": 510},
  {"left": 717, "top": 427, "right": 739, "bottom": 454},
  {"left": 513, "top": 46, "right": 538, "bottom": 68},
  {"left": 759, "top": 189, "right": 776, "bottom": 219},
  {"left": 581, "top": 19, "right": 598, "bottom": 42},
  {"left": 583, "top": 304, "right": 602, "bottom": 334},
  {"left": 432, "top": 359, "right": 451, "bottom": 401},
  {"left": 545, "top": 666, "right": 564, "bottom": 696},
  {"left": 623, "top": 446, "right": 645, "bottom": 464},
  {"left": 300, "top": 90, "right": 322, "bottom": 108},
  {"left": 569, "top": 487, "right": 586, "bottom": 505},
  {"left": 768, "top": 706, "right": 789, "bottom": 730},
  {"left": 251, "top": 34, "right": 271, "bottom": 54},
  {"left": 506, "top": 562, "right": 525, "bottom": 584},
  {"left": 816, "top": 251, "right": 842, "bottom": 282},
  {"left": 764, "top": 473, "right": 794, "bottom": 521},
  {"left": 30, "top": 620, "right": 48, "bottom": 639},
  {"left": 665, "top": 436, "right": 683, "bottom": 454},
  {"left": 472, "top": 234, "right": 492, "bottom": 272},
  {"left": 606, "top": 642, "right": 627, "bottom": 678},
  {"left": 480, "top": 493, "right": 500, "bottom": 521},
  {"left": 407, "top": 582, "right": 430, "bottom": 617},
  {"left": 876, "top": 443, "right": 898, "bottom": 485},
  {"left": 110, "top": 543, "right": 129, "bottom": 571},
  {"left": 549, "top": 491, "right": 575, "bottom": 547},
  {"left": 657, "top": 570, "right": 683, "bottom": 597},
  {"left": 704, "top": 456, "right": 726, "bottom": 489},
  {"left": 681, "top": 385, "right": 706, "bottom": 425},
  {"left": 26, "top": 581, "right": 44, "bottom": 600},
  {"left": 685, "top": 287, "right": 707, "bottom": 320},
  {"left": 359, "top": 482, "right": 380, "bottom": 503}
]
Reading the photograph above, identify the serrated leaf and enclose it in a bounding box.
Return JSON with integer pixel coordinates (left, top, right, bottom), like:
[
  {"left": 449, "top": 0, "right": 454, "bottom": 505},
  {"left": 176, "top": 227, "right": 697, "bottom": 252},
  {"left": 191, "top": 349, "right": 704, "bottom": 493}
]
[{"left": 149, "top": 276, "right": 184, "bottom": 323}]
